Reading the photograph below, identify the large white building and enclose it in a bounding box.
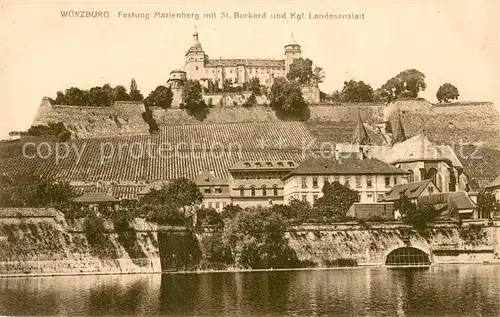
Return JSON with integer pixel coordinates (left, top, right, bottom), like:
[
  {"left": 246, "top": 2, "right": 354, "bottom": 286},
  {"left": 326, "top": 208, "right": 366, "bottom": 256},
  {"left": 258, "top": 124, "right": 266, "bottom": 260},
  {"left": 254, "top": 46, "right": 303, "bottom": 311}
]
[{"left": 182, "top": 29, "right": 302, "bottom": 88}]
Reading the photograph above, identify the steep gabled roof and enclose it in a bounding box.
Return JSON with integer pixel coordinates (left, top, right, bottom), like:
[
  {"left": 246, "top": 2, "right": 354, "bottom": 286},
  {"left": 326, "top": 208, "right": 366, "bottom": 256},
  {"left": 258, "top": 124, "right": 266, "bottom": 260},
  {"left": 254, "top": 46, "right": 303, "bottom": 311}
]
[
  {"left": 384, "top": 179, "right": 435, "bottom": 201},
  {"left": 485, "top": 174, "right": 500, "bottom": 189},
  {"left": 351, "top": 112, "right": 370, "bottom": 145},
  {"left": 194, "top": 170, "right": 228, "bottom": 186},
  {"left": 391, "top": 111, "right": 407, "bottom": 145}
]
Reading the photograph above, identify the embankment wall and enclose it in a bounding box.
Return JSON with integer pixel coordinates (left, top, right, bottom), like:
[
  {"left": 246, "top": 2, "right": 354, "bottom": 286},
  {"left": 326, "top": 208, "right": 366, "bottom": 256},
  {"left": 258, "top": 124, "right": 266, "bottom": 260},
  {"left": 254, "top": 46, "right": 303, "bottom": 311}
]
[{"left": 1, "top": 215, "right": 499, "bottom": 275}]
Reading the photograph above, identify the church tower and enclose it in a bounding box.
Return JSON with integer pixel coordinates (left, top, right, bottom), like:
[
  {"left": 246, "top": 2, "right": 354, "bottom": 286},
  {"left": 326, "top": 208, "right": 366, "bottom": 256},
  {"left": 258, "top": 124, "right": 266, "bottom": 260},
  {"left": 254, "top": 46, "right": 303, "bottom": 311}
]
[
  {"left": 391, "top": 111, "right": 407, "bottom": 145},
  {"left": 351, "top": 112, "right": 371, "bottom": 145},
  {"left": 185, "top": 28, "right": 206, "bottom": 81},
  {"left": 284, "top": 33, "right": 301, "bottom": 74}
]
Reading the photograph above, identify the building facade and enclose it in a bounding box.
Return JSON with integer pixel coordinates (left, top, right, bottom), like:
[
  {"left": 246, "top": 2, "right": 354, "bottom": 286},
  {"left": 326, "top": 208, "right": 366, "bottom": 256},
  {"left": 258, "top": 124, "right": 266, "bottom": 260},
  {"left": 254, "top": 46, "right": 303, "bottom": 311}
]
[
  {"left": 183, "top": 30, "right": 301, "bottom": 88},
  {"left": 282, "top": 151, "right": 409, "bottom": 205},
  {"left": 228, "top": 160, "right": 297, "bottom": 208},
  {"left": 194, "top": 170, "right": 231, "bottom": 212}
]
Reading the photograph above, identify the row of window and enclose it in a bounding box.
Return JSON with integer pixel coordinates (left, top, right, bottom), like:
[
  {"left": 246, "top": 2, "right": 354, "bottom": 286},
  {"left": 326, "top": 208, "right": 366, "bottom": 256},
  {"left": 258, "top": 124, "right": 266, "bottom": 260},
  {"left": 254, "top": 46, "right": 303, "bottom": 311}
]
[
  {"left": 300, "top": 176, "right": 398, "bottom": 189},
  {"left": 203, "top": 187, "right": 223, "bottom": 194},
  {"left": 239, "top": 185, "right": 279, "bottom": 197},
  {"left": 298, "top": 192, "right": 386, "bottom": 204},
  {"left": 201, "top": 201, "right": 228, "bottom": 209}
]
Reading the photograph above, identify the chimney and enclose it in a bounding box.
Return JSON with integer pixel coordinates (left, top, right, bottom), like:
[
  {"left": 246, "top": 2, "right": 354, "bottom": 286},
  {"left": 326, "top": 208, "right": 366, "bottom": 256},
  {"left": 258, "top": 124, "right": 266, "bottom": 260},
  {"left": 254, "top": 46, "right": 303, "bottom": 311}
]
[{"left": 358, "top": 146, "right": 364, "bottom": 160}]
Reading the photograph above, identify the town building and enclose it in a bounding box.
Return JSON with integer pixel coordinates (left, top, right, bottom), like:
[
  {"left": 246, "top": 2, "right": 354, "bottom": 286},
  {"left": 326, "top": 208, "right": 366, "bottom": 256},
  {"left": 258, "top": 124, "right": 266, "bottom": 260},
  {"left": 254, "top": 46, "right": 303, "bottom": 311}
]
[
  {"left": 194, "top": 170, "right": 230, "bottom": 211},
  {"left": 417, "top": 192, "right": 478, "bottom": 220},
  {"left": 485, "top": 175, "right": 500, "bottom": 203},
  {"left": 282, "top": 150, "right": 409, "bottom": 205},
  {"left": 229, "top": 160, "right": 297, "bottom": 208},
  {"left": 384, "top": 179, "right": 441, "bottom": 204},
  {"left": 182, "top": 29, "right": 301, "bottom": 89}
]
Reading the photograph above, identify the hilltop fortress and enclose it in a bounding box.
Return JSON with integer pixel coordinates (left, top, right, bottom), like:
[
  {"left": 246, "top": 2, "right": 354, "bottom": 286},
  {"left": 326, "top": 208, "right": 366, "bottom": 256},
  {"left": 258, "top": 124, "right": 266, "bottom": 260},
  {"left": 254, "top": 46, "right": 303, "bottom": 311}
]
[{"left": 176, "top": 29, "right": 303, "bottom": 89}]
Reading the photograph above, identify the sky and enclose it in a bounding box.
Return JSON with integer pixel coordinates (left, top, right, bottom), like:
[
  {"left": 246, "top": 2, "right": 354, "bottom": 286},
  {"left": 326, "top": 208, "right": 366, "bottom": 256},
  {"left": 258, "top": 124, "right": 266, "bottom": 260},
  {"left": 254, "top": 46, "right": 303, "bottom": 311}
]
[{"left": 0, "top": 0, "right": 499, "bottom": 139}]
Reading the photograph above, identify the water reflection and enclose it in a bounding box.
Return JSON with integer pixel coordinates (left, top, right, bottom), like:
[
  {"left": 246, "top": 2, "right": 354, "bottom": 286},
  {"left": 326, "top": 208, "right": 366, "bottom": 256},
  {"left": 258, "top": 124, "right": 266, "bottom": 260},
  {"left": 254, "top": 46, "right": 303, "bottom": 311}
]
[{"left": 0, "top": 266, "right": 499, "bottom": 316}]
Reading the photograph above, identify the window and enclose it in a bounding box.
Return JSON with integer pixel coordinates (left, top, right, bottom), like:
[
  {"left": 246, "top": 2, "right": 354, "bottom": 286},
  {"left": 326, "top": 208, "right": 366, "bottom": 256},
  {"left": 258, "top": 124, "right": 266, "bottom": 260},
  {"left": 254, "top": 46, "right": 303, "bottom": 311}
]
[
  {"left": 378, "top": 194, "right": 384, "bottom": 202},
  {"left": 239, "top": 186, "right": 245, "bottom": 197},
  {"left": 273, "top": 186, "right": 278, "bottom": 196},
  {"left": 357, "top": 194, "right": 361, "bottom": 202},
  {"left": 313, "top": 195, "right": 318, "bottom": 204},
  {"left": 334, "top": 176, "right": 340, "bottom": 183},
  {"left": 428, "top": 186, "right": 434, "bottom": 194},
  {"left": 355, "top": 177, "right": 361, "bottom": 188},
  {"left": 367, "top": 193, "right": 373, "bottom": 201},
  {"left": 301, "top": 195, "right": 307, "bottom": 203},
  {"left": 427, "top": 168, "right": 438, "bottom": 185},
  {"left": 301, "top": 177, "right": 307, "bottom": 188},
  {"left": 195, "top": 66, "right": 199, "bottom": 71},
  {"left": 312, "top": 177, "right": 318, "bottom": 188},
  {"left": 215, "top": 202, "right": 220, "bottom": 209},
  {"left": 204, "top": 188, "right": 211, "bottom": 194},
  {"left": 262, "top": 186, "right": 267, "bottom": 197},
  {"left": 385, "top": 177, "right": 391, "bottom": 187},
  {"left": 251, "top": 186, "right": 256, "bottom": 196},
  {"left": 367, "top": 177, "right": 373, "bottom": 188},
  {"left": 394, "top": 177, "right": 397, "bottom": 185},
  {"left": 215, "top": 188, "right": 222, "bottom": 194},
  {"left": 408, "top": 170, "right": 414, "bottom": 183},
  {"left": 208, "top": 202, "right": 213, "bottom": 208},
  {"left": 323, "top": 178, "right": 329, "bottom": 187},
  {"left": 222, "top": 202, "right": 227, "bottom": 207},
  {"left": 345, "top": 178, "right": 350, "bottom": 187}
]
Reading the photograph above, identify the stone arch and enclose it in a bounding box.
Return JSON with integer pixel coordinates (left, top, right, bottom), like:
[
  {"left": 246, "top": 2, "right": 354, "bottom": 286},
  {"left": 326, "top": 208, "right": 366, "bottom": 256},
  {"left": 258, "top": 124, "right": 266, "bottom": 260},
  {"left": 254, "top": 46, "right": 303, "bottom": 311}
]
[{"left": 385, "top": 246, "right": 431, "bottom": 266}]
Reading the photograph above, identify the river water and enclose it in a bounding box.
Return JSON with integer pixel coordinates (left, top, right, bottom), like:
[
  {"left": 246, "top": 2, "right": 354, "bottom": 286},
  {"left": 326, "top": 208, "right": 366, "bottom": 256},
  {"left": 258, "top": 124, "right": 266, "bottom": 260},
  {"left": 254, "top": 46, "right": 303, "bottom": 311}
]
[{"left": 0, "top": 265, "right": 499, "bottom": 316}]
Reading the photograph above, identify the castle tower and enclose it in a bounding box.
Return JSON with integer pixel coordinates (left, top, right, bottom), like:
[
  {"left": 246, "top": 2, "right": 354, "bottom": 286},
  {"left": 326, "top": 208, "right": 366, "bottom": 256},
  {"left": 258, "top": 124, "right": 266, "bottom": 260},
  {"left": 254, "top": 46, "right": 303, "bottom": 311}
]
[
  {"left": 284, "top": 33, "right": 301, "bottom": 74},
  {"left": 351, "top": 112, "right": 371, "bottom": 145},
  {"left": 185, "top": 28, "right": 206, "bottom": 81}
]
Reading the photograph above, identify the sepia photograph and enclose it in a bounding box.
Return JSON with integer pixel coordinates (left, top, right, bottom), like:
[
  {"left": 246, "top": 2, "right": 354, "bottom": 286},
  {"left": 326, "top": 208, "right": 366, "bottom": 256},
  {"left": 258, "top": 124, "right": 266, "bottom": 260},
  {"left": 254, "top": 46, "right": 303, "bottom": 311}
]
[{"left": 0, "top": 0, "right": 499, "bottom": 316}]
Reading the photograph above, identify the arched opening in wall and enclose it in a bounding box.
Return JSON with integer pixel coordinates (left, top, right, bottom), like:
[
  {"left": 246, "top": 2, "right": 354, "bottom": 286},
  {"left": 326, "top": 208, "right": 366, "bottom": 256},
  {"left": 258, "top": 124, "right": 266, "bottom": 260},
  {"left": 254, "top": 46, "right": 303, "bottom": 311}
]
[
  {"left": 385, "top": 247, "right": 431, "bottom": 266},
  {"left": 408, "top": 170, "right": 414, "bottom": 183},
  {"left": 427, "top": 168, "right": 438, "bottom": 185}
]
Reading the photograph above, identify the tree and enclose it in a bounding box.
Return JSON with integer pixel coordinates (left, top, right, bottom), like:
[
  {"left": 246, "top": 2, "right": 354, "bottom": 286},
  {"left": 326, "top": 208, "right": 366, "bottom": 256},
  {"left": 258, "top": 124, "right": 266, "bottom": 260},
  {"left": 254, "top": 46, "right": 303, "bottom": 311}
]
[
  {"left": 436, "top": 83, "right": 459, "bottom": 103},
  {"left": 286, "top": 58, "right": 314, "bottom": 85},
  {"left": 269, "top": 78, "right": 308, "bottom": 118},
  {"left": 222, "top": 207, "right": 296, "bottom": 269},
  {"left": 88, "top": 86, "right": 111, "bottom": 107},
  {"left": 112, "top": 85, "right": 131, "bottom": 102},
  {"left": 144, "top": 85, "right": 173, "bottom": 109},
  {"left": 0, "top": 173, "right": 76, "bottom": 207},
  {"left": 313, "top": 66, "right": 325, "bottom": 84},
  {"left": 139, "top": 178, "right": 203, "bottom": 223},
  {"left": 395, "top": 194, "right": 441, "bottom": 229},
  {"left": 272, "top": 198, "right": 311, "bottom": 223},
  {"left": 340, "top": 80, "right": 374, "bottom": 102},
  {"left": 379, "top": 69, "right": 426, "bottom": 102},
  {"left": 27, "top": 122, "right": 71, "bottom": 142},
  {"left": 477, "top": 191, "right": 500, "bottom": 219},
  {"left": 54, "top": 91, "right": 66, "bottom": 104},
  {"left": 248, "top": 77, "right": 262, "bottom": 95},
  {"left": 315, "top": 181, "right": 359, "bottom": 219},
  {"left": 129, "top": 78, "right": 144, "bottom": 101},
  {"left": 330, "top": 90, "right": 342, "bottom": 102},
  {"left": 182, "top": 80, "right": 209, "bottom": 120},
  {"left": 242, "top": 93, "right": 257, "bottom": 108},
  {"left": 64, "top": 87, "right": 90, "bottom": 106}
]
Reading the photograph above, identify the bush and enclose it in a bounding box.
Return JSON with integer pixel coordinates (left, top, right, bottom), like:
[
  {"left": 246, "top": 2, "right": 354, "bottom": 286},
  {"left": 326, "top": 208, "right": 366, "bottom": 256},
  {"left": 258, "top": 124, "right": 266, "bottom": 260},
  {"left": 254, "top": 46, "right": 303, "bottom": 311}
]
[
  {"left": 242, "top": 93, "right": 257, "bottom": 108},
  {"left": 196, "top": 208, "right": 224, "bottom": 228}
]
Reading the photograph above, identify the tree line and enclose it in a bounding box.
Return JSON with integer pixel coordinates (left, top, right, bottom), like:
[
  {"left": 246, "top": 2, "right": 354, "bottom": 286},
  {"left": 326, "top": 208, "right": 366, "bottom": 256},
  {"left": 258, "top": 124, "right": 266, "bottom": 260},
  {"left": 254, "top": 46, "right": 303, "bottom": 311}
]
[
  {"left": 328, "top": 70, "right": 460, "bottom": 103},
  {"left": 51, "top": 78, "right": 174, "bottom": 109}
]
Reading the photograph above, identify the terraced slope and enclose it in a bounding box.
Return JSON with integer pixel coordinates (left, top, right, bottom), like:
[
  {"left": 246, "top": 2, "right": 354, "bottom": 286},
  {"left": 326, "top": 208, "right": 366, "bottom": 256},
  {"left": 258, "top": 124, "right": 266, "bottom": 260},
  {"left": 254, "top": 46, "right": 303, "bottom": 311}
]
[{"left": 32, "top": 98, "right": 150, "bottom": 139}]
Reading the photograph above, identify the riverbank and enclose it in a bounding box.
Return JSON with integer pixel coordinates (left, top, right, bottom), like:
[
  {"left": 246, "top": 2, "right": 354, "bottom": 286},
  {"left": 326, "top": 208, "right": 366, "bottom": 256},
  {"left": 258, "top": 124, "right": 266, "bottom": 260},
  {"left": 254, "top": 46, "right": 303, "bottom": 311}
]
[{"left": 2, "top": 261, "right": 500, "bottom": 278}]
